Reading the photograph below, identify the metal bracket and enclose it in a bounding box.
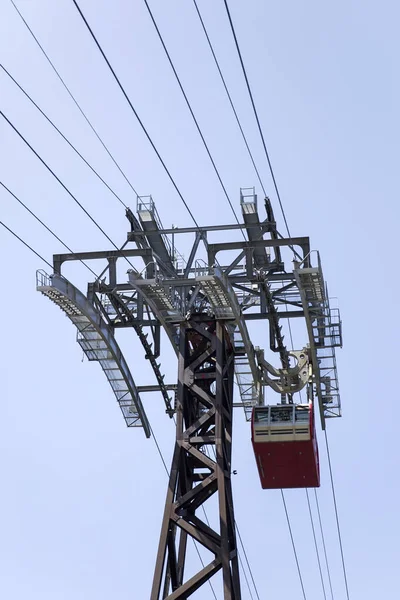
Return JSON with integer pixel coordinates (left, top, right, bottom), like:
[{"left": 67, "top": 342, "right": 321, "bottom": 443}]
[{"left": 256, "top": 347, "right": 311, "bottom": 394}]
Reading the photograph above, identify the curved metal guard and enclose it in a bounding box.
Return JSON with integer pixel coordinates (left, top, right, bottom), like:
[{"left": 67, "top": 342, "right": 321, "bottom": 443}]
[{"left": 36, "top": 270, "right": 151, "bottom": 438}]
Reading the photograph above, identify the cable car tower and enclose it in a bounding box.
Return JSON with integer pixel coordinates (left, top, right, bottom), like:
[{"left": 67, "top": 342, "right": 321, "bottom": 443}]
[{"left": 37, "top": 188, "right": 342, "bottom": 599}]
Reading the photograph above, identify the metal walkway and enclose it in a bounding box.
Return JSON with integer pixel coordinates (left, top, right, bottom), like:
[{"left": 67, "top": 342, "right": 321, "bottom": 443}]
[
  {"left": 294, "top": 254, "right": 342, "bottom": 421},
  {"left": 240, "top": 187, "right": 270, "bottom": 268},
  {"left": 128, "top": 263, "right": 261, "bottom": 418},
  {"left": 36, "top": 270, "right": 151, "bottom": 437}
]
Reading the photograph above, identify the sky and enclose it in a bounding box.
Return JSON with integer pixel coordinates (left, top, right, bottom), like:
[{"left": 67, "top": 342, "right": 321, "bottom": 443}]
[{"left": 0, "top": 0, "right": 399, "bottom": 598}]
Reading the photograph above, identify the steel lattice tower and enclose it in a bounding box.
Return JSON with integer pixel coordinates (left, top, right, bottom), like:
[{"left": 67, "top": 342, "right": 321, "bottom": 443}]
[{"left": 37, "top": 189, "right": 342, "bottom": 598}]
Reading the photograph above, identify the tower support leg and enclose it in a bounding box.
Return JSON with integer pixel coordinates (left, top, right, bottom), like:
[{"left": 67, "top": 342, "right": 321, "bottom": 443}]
[{"left": 151, "top": 318, "right": 241, "bottom": 599}]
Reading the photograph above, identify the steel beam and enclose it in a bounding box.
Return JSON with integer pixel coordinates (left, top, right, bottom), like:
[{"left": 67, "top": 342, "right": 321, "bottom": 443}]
[
  {"left": 151, "top": 318, "right": 241, "bottom": 599},
  {"left": 53, "top": 248, "right": 153, "bottom": 274},
  {"left": 207, "top": 236, "right": 310, "bottom": 265},
  {"left": 127, "top": 222, "right": 275, "bottom": 237}
]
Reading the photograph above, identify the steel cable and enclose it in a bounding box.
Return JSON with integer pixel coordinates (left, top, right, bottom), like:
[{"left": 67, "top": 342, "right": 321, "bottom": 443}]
[
  {"left": 306, "top": 488, "right": 327, "bottom": 600},
  {"left": 0, "top": 64, "right": 128, "bottom": 209},
  {"left": 1, "top": 110, "right": 122, "bottom": 252},
  {"left": 192, "top": 0, "right": 267, "bottom": 199},
  {"left": 325, "top": 430, "right": 351, "bottom": 599},
  {"left": 71, "top": 0, "right": 199, "bottom": 228},
  {"left": 1, "top": 220, "right": 53, "bottom": 269},
  {"left": 10, "top": 0, "right": 139, "bottom": 199},
  {"left": 0, "top": 181, "right": 99, "bottom": 279},
  {"left": 314, "top": 489, "right": 335, "bottom": 600},
  {"left": 143, "top": 0, "right": 244, "bottom": 236},
  {"left": 281, "top": 490, "right": 308, "bottom": 600},
  {"left": 235, "top": 522, "right": 261, "bottom": 600},
  {"left": 223, "top": 0, "right": 293, "bottom": 241}
]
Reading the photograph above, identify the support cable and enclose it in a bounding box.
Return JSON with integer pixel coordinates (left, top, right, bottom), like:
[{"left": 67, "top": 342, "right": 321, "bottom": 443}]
[
  {"left": 237, "top": 546, "right": 254, "bottom": 600},
  {"left": 235, "top": 522, "right": 261, "bottom": 600},
  {"left": 9, "top": 0, "right": 139, "bottom": 199},
  {"left": 306, "top": 488, "right": 327, "bottom": 600},
  {"left": 324, "top": 430, "right": 351, "bottom": 600},
  {"left": 314, "top": 489, "right": 335, "bottom": 600},
  {"left": 0, "top": 64, "right": 127, "bottom": 209},
  {"left": 143, "top": 0, "right": 244, "bottom": 236},
  {"left": 0, "top": 181, "right": 98, "bottom": 279},
  {"left": 148, "top": 422, "right": 169, "bottom": 477},
  {"left": 0, "top": 219, "right": 53, "bottom": 269},
  {"left": 281, "top": 490, "right": 307, "bottom": 600},
  {"left": 71, "top": 0, "right": 199, "bottom": 228},
  {"left": 223, "top": 0, "right": 292, "bottom": 240},
  {"left": 192, "top": 0, "right": 267, "bottom": 198},
  {"left": 0, "top": 111, "right": 136, "bottom": 271}
]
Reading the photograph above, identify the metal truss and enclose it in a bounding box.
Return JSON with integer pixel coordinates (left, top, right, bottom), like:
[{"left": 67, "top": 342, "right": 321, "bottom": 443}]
[
  {"left": 40, "top": 191, "right": 342, "bottom": 425},
  {"left": 151, "top": 317, "right": 241, "bottom": 600}
]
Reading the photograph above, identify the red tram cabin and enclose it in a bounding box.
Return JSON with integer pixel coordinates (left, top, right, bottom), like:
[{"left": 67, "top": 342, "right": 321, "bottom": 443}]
[{"left": 251, "top": 403, "right": 320, "bottom": 489}]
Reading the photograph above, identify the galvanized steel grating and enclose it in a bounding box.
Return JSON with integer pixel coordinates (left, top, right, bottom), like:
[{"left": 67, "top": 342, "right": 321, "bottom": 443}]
[{"left": 36, "top": 270, "right": 150, "bottom": 437}]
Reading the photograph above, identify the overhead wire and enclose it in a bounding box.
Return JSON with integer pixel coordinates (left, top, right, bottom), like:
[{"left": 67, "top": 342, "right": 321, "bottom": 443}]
[
  {"left": 324, "top": 430, "right": 351, "bottom": 600},
  {"left": 193, "top": 0, "right": 303, "bottom": 261},
  {"left": 0, "top": 64, "right": 127, "bottom": 209},
  {"left": 71, "top": 0, "right": 199, "bottom": 228},
  {"left": 1, "top": 219, "right": 53, "bottom": 269},
  {"left": 0, "top": 181, "right": 99, "bottom": 279},
  {"left": 281, "top": 490, "right": 307, "bottom": 600},
  {"left": 222, "top": 0, "right": 292, "bottom": 241},
  {"left": 142, "top": 0, "right": 244, "bottom": 236},
  {"left": 0, "top": 110, "right": 146, "bottom": 282},
  {"left": 238, "top": 549, "right": 255, "bottom": 600},
  {"left": 306, "top": 488, "right": 327, "bottom": 600},
  {"left": 235, "top": 522, "right": 261, "bottom": 600},
  {"left": 1, "top": 110, "right": 121, "bottom": 251},
  {"left": 314, "top": 489, "right": 335, "bottom": 600},
  {"left": 9, "top": 0, "right": 139, "bottom": 199},
  {"left": 192, "top": 0, "right": 267, "bottom": 199}
]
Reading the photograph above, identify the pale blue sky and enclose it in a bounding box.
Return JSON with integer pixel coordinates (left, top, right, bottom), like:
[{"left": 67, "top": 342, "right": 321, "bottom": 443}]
[{"left": 1, "top": 1, "right": 399, "bottom": 598}]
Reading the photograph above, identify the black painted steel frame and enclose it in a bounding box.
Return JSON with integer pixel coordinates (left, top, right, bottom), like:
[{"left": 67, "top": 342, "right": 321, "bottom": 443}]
[{"left": 151, "top": 317, "right": 241, "bottom": 599}]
